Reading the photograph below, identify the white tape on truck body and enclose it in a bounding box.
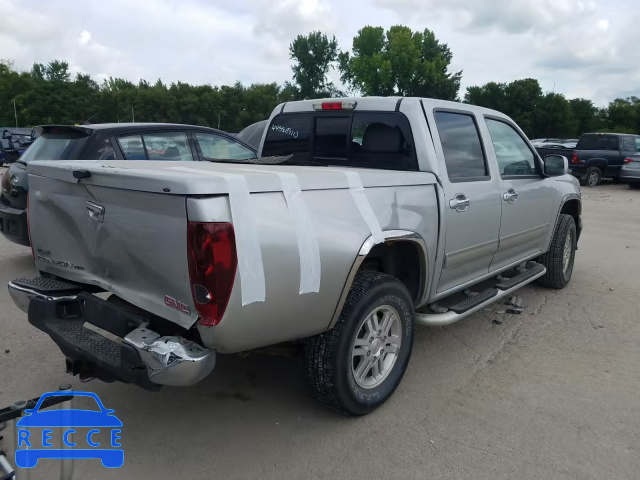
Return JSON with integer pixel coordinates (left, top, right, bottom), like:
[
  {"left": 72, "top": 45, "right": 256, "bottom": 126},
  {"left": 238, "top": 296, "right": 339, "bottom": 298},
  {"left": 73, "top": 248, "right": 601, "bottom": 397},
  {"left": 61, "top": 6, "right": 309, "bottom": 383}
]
[
  {"left": 241, "top": 169, "right": 321, "bottom": 294},
  {"left": 168, "top": 167, "right": 266, "bottom": 306},
  {"left": 339, "top": 170, "right": 385, "bottom": 245}
]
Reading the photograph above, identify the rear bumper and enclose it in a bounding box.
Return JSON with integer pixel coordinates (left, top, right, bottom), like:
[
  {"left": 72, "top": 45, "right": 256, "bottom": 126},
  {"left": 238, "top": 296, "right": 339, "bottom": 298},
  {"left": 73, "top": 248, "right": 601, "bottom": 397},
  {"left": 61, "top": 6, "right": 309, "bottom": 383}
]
[
  {"left": 0, "top": 203, "right": 29, "bottom": 246},
  {"left": 8, "top": 278, "right": 216, "bottom": 390},
  {"left": 620, "top": 172, "right": 640, "bottom": 182}
]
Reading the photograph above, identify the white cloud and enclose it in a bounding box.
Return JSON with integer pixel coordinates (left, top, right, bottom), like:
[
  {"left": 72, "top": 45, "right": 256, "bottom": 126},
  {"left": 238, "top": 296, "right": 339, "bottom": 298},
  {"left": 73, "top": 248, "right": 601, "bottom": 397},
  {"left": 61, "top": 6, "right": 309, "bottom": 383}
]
[{"left": 78, "top": 30, "right": 91, "bottom": 46}]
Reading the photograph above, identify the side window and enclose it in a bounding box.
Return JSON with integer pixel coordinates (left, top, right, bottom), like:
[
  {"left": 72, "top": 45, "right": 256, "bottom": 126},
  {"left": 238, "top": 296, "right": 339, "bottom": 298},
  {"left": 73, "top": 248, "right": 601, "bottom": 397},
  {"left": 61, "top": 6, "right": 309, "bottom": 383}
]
[
  {"left": 194, "top": 133, "right": 257, "bottom": 161},
  {"left": 142, "top": 132, "right": 193, "bottom": 161},
  {"left": 485, "top": 118, "right": 538, "bottom": 177},
  {"left": 96, "top": 138, "right": 117, "bottom": 160},
  {"left": 117, "top": 135, "right": 146, "bottom": 160},
  {"left": 434, "top": 111, "right": 488, "bottom": 180},
  {"left": 621, "top": 136, "right": 637, "bottom": 151}
]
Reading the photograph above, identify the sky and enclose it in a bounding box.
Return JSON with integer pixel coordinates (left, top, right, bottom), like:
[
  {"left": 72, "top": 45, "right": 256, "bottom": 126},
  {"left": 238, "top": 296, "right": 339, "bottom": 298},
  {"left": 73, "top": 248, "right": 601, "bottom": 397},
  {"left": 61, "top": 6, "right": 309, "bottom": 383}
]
[{"left": 0, "top": 0, "right": 638, "bottom": 106}]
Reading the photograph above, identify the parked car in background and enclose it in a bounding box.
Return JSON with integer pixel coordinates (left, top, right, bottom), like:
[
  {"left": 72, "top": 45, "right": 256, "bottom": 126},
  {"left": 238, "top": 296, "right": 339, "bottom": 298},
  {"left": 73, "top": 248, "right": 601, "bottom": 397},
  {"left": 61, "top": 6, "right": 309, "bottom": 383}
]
[
  {"left": 570, "top": 133, "right": 640, "bottom": 186},
  {"left": 1, "top": 128, "right": 36, "bottom": 165},
  {"left": 532, "top": 138, "right": 577, "bottom": 162},
  {"left": 620, "top": 154, "right": 640, "bottom": 189},
  {"left": 0, "top": 122, "right": 256, "bottom": 246},
  {"left": 236, "top": 119, "right": 268, "bottom": 151},
  {"left": 10, "top": 97, "right": 581, "bottom": 415}
]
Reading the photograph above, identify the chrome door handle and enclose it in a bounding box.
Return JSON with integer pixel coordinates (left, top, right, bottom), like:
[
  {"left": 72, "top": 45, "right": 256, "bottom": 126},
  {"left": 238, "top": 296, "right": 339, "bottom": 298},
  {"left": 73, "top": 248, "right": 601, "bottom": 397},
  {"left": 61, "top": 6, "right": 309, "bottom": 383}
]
[
  {"left": 503, "top": 189, "right": 518, "bottom": 204},
  {"left": 449, "top": 194, "right": 471, "bottom": 212},
  {"left": 86, "top": 201, "right": 105, "bottom": 223}
]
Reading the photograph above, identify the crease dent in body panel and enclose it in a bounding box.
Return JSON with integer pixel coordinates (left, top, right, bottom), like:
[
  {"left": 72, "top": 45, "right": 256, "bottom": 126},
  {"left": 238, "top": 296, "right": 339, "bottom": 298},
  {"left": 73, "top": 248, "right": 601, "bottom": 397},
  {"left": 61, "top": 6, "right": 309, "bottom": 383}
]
[
  {"left": 238, "top": 168, "right": 321, "bottom": 294},
  {"left": 167, "top": 166, "right": 266, "bottom": 306},
  {"left": 339, "top": 170, "right": 385, "bottom": 245}
]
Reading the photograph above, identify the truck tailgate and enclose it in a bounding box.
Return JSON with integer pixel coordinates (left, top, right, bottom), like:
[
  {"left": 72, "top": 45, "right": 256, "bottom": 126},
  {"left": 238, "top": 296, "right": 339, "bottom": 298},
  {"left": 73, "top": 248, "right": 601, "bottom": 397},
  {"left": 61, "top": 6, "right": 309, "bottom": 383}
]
[{"left": 27, "top": 171, "right": 198, "bottom": 329}]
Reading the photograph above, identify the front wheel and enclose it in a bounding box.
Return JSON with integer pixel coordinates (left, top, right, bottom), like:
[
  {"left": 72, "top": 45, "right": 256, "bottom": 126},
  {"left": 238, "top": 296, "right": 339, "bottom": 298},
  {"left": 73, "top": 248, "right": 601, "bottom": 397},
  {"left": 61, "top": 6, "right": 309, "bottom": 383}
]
[
  {"left": 306, "top": 271, "right": 414, "bottom": 415},
  {"left": 538, "top": 214, "right": 577, "bottom": 289}
]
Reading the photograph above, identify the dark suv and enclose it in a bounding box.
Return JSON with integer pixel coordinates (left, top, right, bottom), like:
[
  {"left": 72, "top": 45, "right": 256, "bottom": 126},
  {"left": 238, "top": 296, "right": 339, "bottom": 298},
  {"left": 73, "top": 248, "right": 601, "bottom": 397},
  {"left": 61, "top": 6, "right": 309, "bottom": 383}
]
[
  {"left": 0, "top": 123, "right": 257, "bottom": 246},
  {"left": 570, "top": 133, "right": 640, "bottom": 186}
]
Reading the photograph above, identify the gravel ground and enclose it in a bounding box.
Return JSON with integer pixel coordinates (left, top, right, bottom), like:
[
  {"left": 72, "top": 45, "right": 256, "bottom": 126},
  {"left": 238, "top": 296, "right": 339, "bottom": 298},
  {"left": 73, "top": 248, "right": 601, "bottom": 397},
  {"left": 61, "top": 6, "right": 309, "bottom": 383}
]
[{"left": 0, "top": 180, "right": 638, "bottom": 479}]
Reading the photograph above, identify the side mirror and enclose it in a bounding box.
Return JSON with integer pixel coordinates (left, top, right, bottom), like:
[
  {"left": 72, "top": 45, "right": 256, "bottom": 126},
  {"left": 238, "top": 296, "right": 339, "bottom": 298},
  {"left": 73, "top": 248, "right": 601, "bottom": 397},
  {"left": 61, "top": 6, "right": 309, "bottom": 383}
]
[
  {"left": 2, "top": 131, "right": 10, "bottom": 140},
  {"left": 544, "top": 154, "right": 568, "bottom": 176}
]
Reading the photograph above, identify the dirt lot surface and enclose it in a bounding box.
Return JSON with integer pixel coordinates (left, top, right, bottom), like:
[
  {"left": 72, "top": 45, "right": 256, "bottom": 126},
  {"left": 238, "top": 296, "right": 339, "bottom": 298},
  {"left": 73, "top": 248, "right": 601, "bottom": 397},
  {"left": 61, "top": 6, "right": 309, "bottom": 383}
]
[{"left": 0, "top": 180, "right": 638, "bottom": 479}]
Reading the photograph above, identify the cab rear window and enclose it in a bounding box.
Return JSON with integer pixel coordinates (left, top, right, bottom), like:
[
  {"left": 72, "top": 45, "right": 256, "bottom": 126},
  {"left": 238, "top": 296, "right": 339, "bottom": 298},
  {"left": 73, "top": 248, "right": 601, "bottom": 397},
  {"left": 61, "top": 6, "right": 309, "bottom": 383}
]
[
  {"left": 262, "top": 112, "right": 418, "bottom": 171},
  {"left": 576, "top": 134, "right": 619, "bottom": 150}
]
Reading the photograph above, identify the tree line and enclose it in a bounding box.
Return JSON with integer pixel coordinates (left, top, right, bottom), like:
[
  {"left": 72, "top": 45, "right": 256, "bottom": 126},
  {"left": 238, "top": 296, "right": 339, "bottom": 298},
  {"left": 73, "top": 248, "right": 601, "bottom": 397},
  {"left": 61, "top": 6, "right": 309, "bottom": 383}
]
[{"left": 1, "top": 25, "right": 639, "bottom": 137}]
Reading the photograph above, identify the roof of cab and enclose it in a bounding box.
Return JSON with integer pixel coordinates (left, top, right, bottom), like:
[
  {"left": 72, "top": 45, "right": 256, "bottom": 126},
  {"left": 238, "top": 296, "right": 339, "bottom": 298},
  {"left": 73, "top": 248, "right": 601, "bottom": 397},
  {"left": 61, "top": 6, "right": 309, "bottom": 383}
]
[{"left": 279, "top": 96, "right": 510, "bottom": 120}]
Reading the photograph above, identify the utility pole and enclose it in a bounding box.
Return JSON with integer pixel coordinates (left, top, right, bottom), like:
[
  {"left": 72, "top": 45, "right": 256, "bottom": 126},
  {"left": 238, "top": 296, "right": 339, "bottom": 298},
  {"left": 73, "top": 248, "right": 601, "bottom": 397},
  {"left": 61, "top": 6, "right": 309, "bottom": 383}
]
[
  {"left": 218, "top": 113, "right": 221, "bottom": 130},
  {"left": 13, "top": 100, "right": 18, "bottom": 128},
  {"left": 132, "top": 107, "right": 135, "bottom": 123}
]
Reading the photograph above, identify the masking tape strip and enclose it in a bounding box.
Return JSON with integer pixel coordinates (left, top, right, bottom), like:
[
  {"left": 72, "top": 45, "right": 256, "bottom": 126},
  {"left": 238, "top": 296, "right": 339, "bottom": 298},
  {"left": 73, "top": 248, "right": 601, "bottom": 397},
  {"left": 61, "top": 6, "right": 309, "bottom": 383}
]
[
  {"left": 339, "top": 170, "right": 385, "bottom": 245},
  {"left": 242, "top": 169, "right": 321, "bottom": 294},
  {"left": 168, "top": 167, "right": 265, "bottom": 305}
]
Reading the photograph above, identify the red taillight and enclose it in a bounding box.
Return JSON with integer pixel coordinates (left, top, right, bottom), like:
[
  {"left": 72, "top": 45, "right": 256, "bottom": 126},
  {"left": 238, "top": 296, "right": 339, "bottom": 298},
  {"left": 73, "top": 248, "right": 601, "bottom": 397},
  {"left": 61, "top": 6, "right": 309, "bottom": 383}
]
[
  {"left": 571, "top": 152, "right": 578, "bottom": 165},
  {"left": 27, "top": 193, "right": 34, "bottom": 259},
  {"left": 624, "top": 157, "right": 634, "bottom": 164},
  {"left": 312, "top": 101, "right": 357, "bottom": 111},
  {"left": 187, "top": 222, "right": 237, "bottom": 326}
]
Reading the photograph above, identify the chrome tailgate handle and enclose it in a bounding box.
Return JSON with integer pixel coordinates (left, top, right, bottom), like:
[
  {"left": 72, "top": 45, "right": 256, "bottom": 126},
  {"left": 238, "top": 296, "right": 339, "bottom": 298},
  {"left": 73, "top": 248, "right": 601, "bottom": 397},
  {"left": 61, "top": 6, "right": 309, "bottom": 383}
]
[
  {"left": 86, "top": 201, "right": 105, "bottom": 223},
  {"left": 449, "top": 194, "right": 471, "bottom": 212}
]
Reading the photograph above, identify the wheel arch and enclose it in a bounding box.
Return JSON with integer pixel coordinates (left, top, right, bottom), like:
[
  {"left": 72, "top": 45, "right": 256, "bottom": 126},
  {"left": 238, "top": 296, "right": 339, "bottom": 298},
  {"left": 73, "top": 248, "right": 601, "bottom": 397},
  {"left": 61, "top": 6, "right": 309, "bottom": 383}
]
[
  {"left": 586, "top": 158, "right": 608, "bottom": 171},
  {"left": 559, "top": 197, "right": 582, "bottom": 242},
  {"left": 327, "top": 230, "right": 429, "bottom": 329}
]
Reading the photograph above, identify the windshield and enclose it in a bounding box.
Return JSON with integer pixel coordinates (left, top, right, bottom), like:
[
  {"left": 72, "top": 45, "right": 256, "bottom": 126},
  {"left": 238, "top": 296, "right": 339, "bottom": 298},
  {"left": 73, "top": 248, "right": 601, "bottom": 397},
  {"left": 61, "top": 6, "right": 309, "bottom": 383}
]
[
  {"left": 576, "top": 134, "right": 619, "bottom": 150},
  {"left": 19, "top": 135, "right": 87, "bottom": 163}
]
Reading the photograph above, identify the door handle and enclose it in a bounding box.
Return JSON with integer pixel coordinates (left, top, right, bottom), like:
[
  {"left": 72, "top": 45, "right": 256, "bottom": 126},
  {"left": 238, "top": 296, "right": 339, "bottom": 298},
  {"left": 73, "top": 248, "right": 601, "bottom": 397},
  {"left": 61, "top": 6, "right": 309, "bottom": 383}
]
[
  {"left": 503, "top": 188, "right": 519, "bottom": 204},
  {"left": 86, "top": 201, "right": 105, "bottom": 223},
  {"left": 449, "top": 194, "right": 471, "bottom": 212}
]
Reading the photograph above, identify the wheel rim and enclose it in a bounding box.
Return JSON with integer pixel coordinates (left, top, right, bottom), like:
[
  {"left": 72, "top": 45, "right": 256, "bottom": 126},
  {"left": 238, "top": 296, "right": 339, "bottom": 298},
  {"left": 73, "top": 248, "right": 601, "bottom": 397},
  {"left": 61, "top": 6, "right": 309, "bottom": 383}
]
[
  {"left": 588, "top": 172, "right": 598, "bottom": 186},
  {"left": 351, "top": 305, "right": 402, "bottom": 389},
  {"left": 563, "top": 230, "right": 574, "bottom": 274}
]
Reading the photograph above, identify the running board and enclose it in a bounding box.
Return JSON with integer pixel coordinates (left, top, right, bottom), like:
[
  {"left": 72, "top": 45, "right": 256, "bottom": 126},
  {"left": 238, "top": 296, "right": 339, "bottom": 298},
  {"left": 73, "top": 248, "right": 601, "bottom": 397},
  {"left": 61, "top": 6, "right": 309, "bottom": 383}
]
[{"left": 415, "top": 264, "right": 546, "bottom": 327}]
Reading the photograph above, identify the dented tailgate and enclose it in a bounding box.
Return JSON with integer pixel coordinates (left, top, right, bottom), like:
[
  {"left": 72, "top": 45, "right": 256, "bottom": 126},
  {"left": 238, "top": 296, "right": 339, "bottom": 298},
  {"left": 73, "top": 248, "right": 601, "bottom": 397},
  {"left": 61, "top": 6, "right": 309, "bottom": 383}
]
[{"left": 27, "top": 172, "right": 199, "bottom": 329}]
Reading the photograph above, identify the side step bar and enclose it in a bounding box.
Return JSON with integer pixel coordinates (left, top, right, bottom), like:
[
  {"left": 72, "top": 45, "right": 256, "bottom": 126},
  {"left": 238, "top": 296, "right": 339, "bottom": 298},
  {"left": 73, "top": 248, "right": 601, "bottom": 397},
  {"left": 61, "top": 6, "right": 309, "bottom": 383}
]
[{"left": 415, "top": 263, "right": 546, "bottom": 327}]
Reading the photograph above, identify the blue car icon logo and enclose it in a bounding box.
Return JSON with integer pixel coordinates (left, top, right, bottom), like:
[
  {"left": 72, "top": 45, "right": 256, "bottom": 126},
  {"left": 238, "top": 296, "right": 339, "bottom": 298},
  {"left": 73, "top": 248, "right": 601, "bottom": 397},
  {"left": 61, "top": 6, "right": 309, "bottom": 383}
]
[{"left": 15, "top": 391, "right": 124, "bottom": 469}]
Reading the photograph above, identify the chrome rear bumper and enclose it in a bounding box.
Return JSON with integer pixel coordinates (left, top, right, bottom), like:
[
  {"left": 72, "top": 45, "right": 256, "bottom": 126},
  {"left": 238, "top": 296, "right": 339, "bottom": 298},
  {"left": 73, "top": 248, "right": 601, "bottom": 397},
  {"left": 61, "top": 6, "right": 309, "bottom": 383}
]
[{"left": 8, "top": 280, "right": 216, "bottom": 388}]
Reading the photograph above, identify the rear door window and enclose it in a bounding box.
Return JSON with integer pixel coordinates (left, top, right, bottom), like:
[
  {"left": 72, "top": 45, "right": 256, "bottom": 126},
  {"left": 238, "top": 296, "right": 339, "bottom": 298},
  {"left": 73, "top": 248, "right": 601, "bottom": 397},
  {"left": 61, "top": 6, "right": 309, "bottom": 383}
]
[
  {"left": 142, "top": 132, "right": 193, "bottom": 161},
  {"left": 117, "top": 132, "right": 194, "bottom": 161},
  {"left": 262, "top": 112, "right": 417, "bottom": 171},
  {"left": 621, "top": 136, "right": 637, "bottom": 152},
  {"left": 117, "top": 135, "right": 146, "bottom": 160},
  {"left": 434, "top": 111, "right": 488, "bottom": 180},
  {"left": 193, "top": 133, "right": 257, "bottom": 160}
]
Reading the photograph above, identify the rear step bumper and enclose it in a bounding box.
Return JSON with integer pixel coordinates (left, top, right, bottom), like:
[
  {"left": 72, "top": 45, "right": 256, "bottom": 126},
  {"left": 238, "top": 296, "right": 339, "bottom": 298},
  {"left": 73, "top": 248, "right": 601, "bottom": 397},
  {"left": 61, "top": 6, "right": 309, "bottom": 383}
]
[
  {"left": 415, "top": 262, "right": 546, "bottom": 327},
  {"left": 8, "top": 278, "right": 216, "bottom": 390}
]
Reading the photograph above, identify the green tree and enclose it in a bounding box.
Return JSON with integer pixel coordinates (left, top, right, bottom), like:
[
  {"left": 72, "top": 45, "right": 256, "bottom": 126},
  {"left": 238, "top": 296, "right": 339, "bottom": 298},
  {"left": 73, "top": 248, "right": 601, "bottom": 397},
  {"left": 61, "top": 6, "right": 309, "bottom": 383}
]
[
  {"left": 568, "top": 98, "right": 602, "bottom": 136},
  {"left": 289, "top": 31, "right": 339, "bottom": 99},
  {"left": 533, "top": 93, "right": 574, "bottom": 138},
  {"left": 338, "top": 25, "right": 462, "bottom": 99}
]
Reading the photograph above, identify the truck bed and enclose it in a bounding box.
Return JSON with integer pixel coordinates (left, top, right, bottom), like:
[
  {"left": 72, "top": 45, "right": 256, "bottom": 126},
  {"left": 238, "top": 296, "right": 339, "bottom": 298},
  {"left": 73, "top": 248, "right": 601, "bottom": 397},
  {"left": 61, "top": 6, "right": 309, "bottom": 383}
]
[{"left": 27, "top": 160, "right": 439, "bottom": 350}]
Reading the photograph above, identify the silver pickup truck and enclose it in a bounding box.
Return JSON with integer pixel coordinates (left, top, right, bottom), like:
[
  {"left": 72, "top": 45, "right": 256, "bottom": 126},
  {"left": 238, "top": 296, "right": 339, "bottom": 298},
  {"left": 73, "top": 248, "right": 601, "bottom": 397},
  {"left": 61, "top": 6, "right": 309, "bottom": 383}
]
[{"left": 8, "top": 97, "right": 582, "bottom": 415}]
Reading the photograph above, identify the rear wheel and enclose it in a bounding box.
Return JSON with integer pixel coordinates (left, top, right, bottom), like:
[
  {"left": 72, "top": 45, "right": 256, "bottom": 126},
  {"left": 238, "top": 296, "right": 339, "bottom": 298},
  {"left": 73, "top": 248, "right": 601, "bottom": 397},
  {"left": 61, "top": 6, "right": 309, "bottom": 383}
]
[
  {"left": 581, "top": 167, "right": 602, "bottom": 187},
  {"left": 629, "top": 182, "right": 640, "bottom": 189},
  {"left": 306, "top": 271, "right": 414, "bottom": 415},
  {"left": 538, "top": 214, "right": 577, "bottom": 289}
]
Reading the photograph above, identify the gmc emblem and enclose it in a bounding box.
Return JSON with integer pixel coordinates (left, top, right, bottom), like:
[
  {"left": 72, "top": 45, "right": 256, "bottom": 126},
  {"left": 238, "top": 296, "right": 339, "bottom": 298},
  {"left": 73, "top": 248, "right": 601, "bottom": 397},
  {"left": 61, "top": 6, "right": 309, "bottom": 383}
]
[{"left": 164, "top": 295, "right": 192, "bottom": 315}]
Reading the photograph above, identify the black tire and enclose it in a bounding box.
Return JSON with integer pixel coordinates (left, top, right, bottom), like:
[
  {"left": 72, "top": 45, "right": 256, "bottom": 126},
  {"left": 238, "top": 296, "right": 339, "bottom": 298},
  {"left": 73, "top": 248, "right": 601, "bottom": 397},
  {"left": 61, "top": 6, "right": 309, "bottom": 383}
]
[
  {"left": 581, "top": 167, "right": 602, "bottom": 187},
  {"left": 629, "top": 182, "right": 640, "bottom": 190},
  {"left": 538, "top": 214, "right": 577, "bottom": 289},
  {"left": 306, "top": 271, "right": 414, "bottom": 415}
]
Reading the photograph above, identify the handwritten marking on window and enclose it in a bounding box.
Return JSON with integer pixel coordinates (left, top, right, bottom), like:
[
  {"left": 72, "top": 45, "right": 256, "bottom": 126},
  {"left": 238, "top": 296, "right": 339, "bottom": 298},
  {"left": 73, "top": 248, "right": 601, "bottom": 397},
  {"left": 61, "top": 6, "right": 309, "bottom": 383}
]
[{"left": 271, "top": 124, "right": 299, "bottom": 139}]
